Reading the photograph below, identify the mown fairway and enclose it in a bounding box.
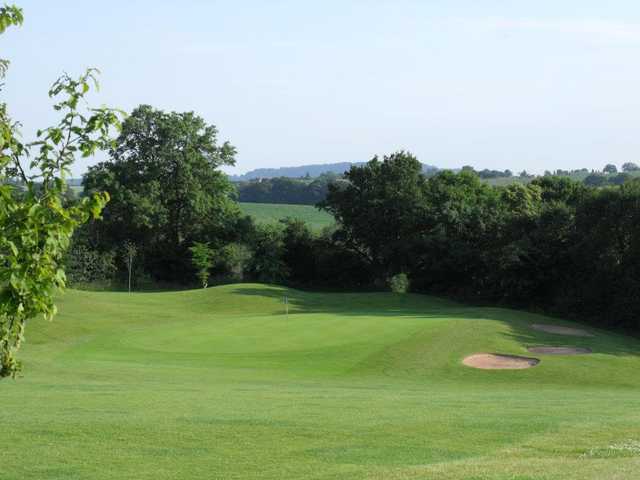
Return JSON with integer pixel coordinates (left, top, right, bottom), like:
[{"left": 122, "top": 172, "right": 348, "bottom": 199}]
[
  {"left": 239, "top": 202, "right": 334, "bottom": 230},
  {"left": 3, "top": 284, "right": 640, "bottom": 479}
]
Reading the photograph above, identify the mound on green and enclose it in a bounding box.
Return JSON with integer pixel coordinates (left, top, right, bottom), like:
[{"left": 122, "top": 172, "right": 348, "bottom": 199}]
[
  {"left": 528, "top": 346, "right": 593, "bottom": 355},
  {"left": 239, "top": 202, "right": 334, "bottom": 230},
  {"left": 3, "top": 284, "right": 640, "bottom": 479}
]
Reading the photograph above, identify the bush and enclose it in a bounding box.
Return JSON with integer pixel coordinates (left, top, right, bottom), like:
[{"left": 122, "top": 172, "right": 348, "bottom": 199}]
[
  {"left": 65, "top": 244, "right": 117, "bottom": 287},
  {"left": 389, "top": 273, "right": 410, "bottom": 293},
  {"left": 245, "top": 224, "right": 289, "bottom": 283},
  {"left": 219, "top": 243, "right": 252, "bottom": 282}
]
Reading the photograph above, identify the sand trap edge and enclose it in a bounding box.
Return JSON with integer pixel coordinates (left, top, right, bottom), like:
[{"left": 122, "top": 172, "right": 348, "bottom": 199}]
[
  {"left": 462, "top": 353, "right": 540, "bottom": 370},
  {"left": 530, "top": 323, "right": 594, "bottom": 337}
]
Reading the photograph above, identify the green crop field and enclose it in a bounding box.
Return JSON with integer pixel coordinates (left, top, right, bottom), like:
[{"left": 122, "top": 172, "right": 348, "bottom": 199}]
[
  {"left": 4, "top": 284, "right": 640, "bottom": 479},
  {"left": 239, "top": 202, "right": 334, "bottom": 230}
]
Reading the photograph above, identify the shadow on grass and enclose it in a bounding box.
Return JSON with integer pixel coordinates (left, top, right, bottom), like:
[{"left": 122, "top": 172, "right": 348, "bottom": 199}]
[{"left": 231, "top": 285, "right": 640, "bottom": 358}]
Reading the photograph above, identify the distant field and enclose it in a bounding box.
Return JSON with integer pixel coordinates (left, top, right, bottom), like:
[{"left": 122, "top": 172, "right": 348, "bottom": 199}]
[
  {"left": 239, "top": 202, "right": 334, "bottom": 230},
  {"left": 484, "top": 176, "right": 530, "bottom": 186}
]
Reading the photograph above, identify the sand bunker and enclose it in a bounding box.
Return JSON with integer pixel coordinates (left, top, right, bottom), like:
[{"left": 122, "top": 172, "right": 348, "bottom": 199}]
[
  {"left": 462, "top": 353, "right": 540, "bottom": 370},
  {"left": 530, "top": 324, "right": 594, "bottom": 337},
  {"left": 527, "top": 346, "right": 592, "bottom": 355}
]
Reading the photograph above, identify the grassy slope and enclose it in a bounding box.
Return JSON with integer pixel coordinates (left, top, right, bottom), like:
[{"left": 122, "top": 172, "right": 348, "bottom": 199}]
[
  {"left": 3, "top": 284, "right": 640, "bottom": 479},
  {"left": 239, "top": 202, "right": 334, "bottom": 230}
]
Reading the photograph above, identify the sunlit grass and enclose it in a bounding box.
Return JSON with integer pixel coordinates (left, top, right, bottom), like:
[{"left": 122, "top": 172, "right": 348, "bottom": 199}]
[
  {"left": 3, "top": 284, "right": 640, "bottom": 479},
  {"left": 239, "top": 202, "right": 334, "bottom": 230}
]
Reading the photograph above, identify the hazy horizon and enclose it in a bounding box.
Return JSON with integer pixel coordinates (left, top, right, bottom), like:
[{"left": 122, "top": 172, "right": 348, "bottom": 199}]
[{"left": 4, "top": 0, "right": 640, "bottom": 176}]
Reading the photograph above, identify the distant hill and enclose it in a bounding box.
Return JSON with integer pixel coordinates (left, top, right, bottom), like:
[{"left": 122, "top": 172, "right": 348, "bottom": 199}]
[{"left": 229, "top": 162, "right": 438, "bottom": 181}]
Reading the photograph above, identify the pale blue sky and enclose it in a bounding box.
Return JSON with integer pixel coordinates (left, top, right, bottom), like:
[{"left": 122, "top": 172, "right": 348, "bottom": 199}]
[{"left": 4, "top": 0, "right": 640, "bottom": 175}]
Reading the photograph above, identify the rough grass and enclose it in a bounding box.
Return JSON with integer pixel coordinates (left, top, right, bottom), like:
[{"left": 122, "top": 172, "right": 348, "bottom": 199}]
[
  {"left": 239, "top": 202, "right": 334, "bottom": 230},
  {"left": 3, "top": 284, "right": 640, "bottom": 479}
]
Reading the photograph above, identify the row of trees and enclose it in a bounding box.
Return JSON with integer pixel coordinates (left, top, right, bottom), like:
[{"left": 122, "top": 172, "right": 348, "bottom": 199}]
[
  {"left": 583, "top": 172, "right": 633, "bottom": 187},
  {"left": 70, "top": 105, "right": 366, "bottom": 290},
  {"left": 235, "top": 174, "right": 340, "bottom": 205},
  {"left": 461, "top": 166, "right": 513, "bottom": 179},
  {"left": 8, "top": 0, "right": 634, "bottom": 379},
  {"left": 71, "top": 117, "right": 640, "bottom": 334},
  {"left": 235, "top": 164, "right": 640, "bottom": 207},
  {"left": 603, "top": 163, "right": 640, "bottom": 174},
  {"left": 318, "top": 153, "right": 640, "bottom": 331},
  {"left": 65, "top": 103, "right": 640, "bottom": 334}
]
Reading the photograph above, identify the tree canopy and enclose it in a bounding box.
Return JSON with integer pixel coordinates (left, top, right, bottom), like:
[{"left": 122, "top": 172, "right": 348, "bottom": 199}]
[
  {"left": 0, "top": 6, "right": 121, "bottom": 377},
  {"left": 320, "top": 151, "right": 428, "bottom": 282},
  {"left": 83, "top": 105, "right": 240, "bottom": 282}
]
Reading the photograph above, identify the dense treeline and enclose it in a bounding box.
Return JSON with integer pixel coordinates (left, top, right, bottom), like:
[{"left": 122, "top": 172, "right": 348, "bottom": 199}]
[
  {"left": 233, "top": 164, "right": 640, "bottom": 206},
  {"left": 235, "top": 174, "right": 340, "bottom": 205},
  {"left": 70, "top": 105, "right": 367, "bottom": 290},
  {"left": 67, "top": 105, "right": 640, "bottom": 333},
  {"left": 461, "top": 166, "right": 513, "bottom": 179},
  {"left": 318, "top": 153, "right": 640, "bottom": 331},
  {"left": 583, "top": 172, "right": 633, "bottom": 187}
]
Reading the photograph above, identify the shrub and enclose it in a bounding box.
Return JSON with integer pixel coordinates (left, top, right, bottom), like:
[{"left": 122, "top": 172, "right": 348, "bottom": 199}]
[
  {"left": 220, "top": 243, "right": 252, "bottom": 281},
  {"left": 389, "top": 273, "right": 410, "bottom": 293},
  {"left": 65, "top": 245, "right": 117, "bottom": 286}
]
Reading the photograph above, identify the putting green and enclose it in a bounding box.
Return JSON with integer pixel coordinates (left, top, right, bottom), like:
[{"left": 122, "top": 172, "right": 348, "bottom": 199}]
[{"left": 3, "top": 284, "right": 640, "bottom": 479}]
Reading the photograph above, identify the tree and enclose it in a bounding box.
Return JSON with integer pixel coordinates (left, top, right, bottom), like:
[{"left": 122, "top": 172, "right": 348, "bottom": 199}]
[
  {"left": 622, "top": 162, "right": 640, "bottom": 172},
  {"left": 0, "top": 6, "right": 122, "bottom": 377},
  {"left": 245, "top": 224, "right": 288, "bottom": 283},
  {"left": 123, "top": 241, "right": 137, "bottom": 293},
  {"left": 411, "top": 170, "right": 500, "bottom": 294},
  {"left": 603, "top": 164, "right": 618, "bottom": 174},
  {"left": 320, "top": 151, "right": 428, "bottom": 284},
  {"left": 237, "top": 173, "right": 338, "bottom": 205},
  {"left": 584, "top": 174, "right": 607, "bottom": 187},
  {"left": 610, "top": 173, "right": 631, "bottom": 186},
  {"left": 65, "top": 243, "right": 116, "bottom": 287},
  {"left": 388, "top": 273, "right": 410, "bottom": 293},
  {"left": 570, "top": 181, "right": 640, "bottom": 329},
  {"left": 281, "top": 217, "right": 317, "bottom": 285},
  {"left": 530, "top": 176, "right": 585, "bottom": 205},
  {"left": 189, "top": 242, "right": 214, "bottom": 288},
  {"left": 83, "top": 105, "right": 239, "bottom": 282},
  {"left": 219, "top": 243, "right": 252, "bottom": 281}
]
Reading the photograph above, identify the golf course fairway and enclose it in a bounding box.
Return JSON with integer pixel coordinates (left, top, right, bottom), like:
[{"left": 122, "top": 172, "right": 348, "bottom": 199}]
[{"left": 3, "top": 284, "right": 640, "bottom": 479}]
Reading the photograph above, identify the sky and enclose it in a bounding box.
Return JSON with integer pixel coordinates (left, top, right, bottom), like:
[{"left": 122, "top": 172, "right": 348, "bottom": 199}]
[{"left": 3, "top": 0, "right": 640, "bottom": 176}]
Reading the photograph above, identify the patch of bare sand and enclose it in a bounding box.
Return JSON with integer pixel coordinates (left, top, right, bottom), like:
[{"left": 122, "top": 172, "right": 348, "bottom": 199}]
[
  {"left": 527, "top": 346, "right": 592, "bottom": 355},
  {"left": 531, "top": 323, "right": 594, "bottom": 337},
  {"left": 462, "top": 353, "right": 540, "bottom": 370}
]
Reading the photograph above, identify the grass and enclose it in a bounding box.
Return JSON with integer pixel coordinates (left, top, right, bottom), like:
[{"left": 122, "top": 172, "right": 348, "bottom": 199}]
[
  {"left": 3, "top": 284, "right": 640, "bottom": 479},
  {"left": 239, "top": 202, "right": 334, "bottom": 230}
]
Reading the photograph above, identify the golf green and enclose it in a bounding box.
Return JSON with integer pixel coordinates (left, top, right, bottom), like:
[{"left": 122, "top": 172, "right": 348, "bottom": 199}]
[{"left": 3, "top": 284, "right": 640, "bottom": 479}]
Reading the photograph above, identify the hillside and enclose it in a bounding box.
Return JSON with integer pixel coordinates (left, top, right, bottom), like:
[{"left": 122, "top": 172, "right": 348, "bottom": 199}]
[
  {"left": 229, "top": 161, "right": 438, "bottom": 181},
  {"left": 3, "top": 285, "right": 640, "bottom": 479}
]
